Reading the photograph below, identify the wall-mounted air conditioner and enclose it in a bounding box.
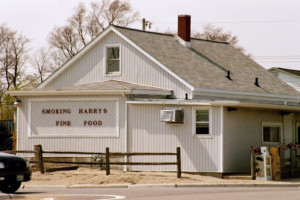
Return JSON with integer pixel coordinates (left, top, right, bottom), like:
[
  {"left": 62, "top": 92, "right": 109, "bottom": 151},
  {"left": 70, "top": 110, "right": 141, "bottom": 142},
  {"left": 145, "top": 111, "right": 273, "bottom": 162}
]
[{"left": 160, "top": 108, "right": 184, "bottom": 124}]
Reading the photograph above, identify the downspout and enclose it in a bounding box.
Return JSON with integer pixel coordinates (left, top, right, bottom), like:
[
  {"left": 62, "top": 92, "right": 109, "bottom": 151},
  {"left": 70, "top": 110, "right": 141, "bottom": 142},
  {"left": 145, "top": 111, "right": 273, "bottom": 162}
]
[
  {"left": 15, "top": 100, "right": 20, "bottom": 151},
  {"left": 220, "top": 106, "right": 224, "bottom": 173},
  {"left": 124, "top": 94, "right": 129, "bottom": 172},
  {"left": 14, "top": 107, "right": 17, "bottom": 151}
]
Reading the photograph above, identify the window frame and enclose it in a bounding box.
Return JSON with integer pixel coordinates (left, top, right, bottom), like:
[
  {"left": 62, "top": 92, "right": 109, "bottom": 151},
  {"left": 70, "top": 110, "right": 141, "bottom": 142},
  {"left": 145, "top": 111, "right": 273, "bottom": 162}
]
[
  {"left": 296, "top": 122, "right": 300, "bottom": 144},
  {"left": 296, "top": 122, "right": 300, "bottom": 156},
  {"left": 192, "top": 107, "right": 212, "bottom": 139},
  {"left": 104, "top": 44, "right": 121, "bottom": 76},
  {"left": 262, "top": 122, "right": 282, "bottom": 145}
]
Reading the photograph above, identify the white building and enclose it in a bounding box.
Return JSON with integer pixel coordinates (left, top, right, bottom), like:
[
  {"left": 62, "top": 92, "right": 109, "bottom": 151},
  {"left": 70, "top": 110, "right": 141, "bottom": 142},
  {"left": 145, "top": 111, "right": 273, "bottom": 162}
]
[
  {"left": 269, "top": 68, "right": 300, "bottom": 92},
  {"left": 9, "top": 15, "right": 300, "bottom": 175}
]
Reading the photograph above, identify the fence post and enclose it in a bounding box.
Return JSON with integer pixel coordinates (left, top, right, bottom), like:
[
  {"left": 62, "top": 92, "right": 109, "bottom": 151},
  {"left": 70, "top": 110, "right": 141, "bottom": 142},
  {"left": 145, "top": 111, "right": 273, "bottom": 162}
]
[
  {"left": 250, "top": 149, "right": 255, "bottom": 180},
  {"left": 106, "top": 147, "right": 110, "bottom": 175},
  {"left": 34, "top": 144, "right": 44, "bottom": 174},
  {"left": 177, "top": 147, "right": 181, "bottom": 178}
]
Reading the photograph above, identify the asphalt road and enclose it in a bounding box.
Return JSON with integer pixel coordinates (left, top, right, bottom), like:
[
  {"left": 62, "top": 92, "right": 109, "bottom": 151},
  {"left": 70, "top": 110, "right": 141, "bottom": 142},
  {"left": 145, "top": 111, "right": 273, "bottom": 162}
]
[{"left": 1, "top": 186, "right": 300, "bottom": 200}]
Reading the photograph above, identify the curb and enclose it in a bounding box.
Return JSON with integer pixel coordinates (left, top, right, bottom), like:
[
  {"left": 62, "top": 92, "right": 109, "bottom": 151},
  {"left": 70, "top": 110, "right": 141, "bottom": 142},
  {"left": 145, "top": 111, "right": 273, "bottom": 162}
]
[
  {"left": 68, "top": 184, "right": 130, "bottom": 188},
  {"left": 23, "top": 183, "right": 300, "bottom": 188},
  {"left": 175, "top": 183, "right": 300, "bottom": 188},
  {"left": 23, "top": 185, "right": 67, "bottom": 188},
  {"left": 128, "top": 184, "right": 175, "bottom": 188}
]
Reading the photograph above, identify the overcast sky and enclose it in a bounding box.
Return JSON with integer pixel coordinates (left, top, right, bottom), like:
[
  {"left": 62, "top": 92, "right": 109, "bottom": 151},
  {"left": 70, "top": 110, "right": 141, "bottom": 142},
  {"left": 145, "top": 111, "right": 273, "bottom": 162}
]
[{"left": 0, "top": 0, "right": 300, "bottom": 70}]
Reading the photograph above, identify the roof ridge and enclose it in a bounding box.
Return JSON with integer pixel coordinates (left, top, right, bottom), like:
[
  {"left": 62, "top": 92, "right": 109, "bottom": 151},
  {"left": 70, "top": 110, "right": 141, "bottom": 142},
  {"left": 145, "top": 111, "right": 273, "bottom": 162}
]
[
  {"left": 113, "top": 25, "right": 229, "bottom": 44},
  {"left": 113, "top": 25, "right": 174, "bottom": 37},
  {"left": 191, "top": 37, "right": 229, "bottom": 44}
]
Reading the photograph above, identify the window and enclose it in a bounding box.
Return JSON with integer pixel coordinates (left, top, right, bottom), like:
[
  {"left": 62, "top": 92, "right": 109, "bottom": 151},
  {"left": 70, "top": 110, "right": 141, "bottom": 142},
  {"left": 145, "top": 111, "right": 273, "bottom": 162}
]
[
  {"left": 106, "top": 46, "right": 120, "bottom": 74},
  {"left": 296, "top": 123, "right": 300, "bottom": 156},
  {"left": 296, "top": 123, "right": 300, "bottom": 144},
  {"left": 262, "top": 123, "right": 281, "bottom": 144},
  {"left": 193, "top": 107, "right": 211, "bottom": 138},
  {"left": 196, "top": 110, "right": 209, "bottom": 134}
]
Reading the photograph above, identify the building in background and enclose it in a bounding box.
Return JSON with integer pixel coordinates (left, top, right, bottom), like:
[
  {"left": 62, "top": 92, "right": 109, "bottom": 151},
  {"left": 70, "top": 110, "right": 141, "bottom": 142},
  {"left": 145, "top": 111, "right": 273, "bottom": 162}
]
[
  {"left": 269, "top": 67, "right": 300, "bottom": 92},
  {"left": 9, "top": 15, "right": 300, "bottom": 175}
]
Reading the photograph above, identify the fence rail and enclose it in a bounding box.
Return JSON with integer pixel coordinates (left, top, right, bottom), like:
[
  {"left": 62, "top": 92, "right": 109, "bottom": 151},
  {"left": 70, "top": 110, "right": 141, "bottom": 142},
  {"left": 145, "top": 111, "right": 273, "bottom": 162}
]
[{"left": 2, "top": 145, "right": 181, "bottom": 178}]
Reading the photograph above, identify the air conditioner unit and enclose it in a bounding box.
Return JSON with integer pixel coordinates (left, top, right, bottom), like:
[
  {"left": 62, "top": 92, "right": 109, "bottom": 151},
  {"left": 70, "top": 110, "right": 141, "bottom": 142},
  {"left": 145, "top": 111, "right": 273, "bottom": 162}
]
[{"left": 160, "top": 109, "right": 183, "bottom": 124}]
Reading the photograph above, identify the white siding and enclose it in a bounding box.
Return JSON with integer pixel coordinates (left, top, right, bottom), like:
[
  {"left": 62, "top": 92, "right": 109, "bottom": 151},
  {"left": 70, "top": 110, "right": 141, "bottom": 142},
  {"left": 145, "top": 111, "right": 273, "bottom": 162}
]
[
  {"left": 223, "top": 107, "right": 283, "bottom": 173},
  {"left": 17, "top": 96, "right": 126, "bottom": 154},
  {"left": 47, "top": 32, "right": 191, "bottom": 99},
  {"left": 277, "top": 72, "right": 300, "bottom": 92},
  {"left": 127, "top": 104, "right": 222, "bottom": 172}
]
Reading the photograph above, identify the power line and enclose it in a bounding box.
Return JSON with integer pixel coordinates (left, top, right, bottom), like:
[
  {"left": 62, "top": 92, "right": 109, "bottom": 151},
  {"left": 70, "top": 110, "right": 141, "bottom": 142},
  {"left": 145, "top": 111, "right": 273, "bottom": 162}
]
[
  {"left": 257, "top": 61, "right": 300, "bottom": 63},
  {"left": 194, "top": 20, "right": 300, "bottom": 24},
  {"left": 252, "top": 55, "right": 300, "bottom": 65},
  {"left": 253, "top": 55, "right": 300, "bottom": 60},
  {"left": 254, "top": 57, "right": 300, "bottom": 60},
  {"left": 152, "top": 20, "right": 300, "bottom": 24},
  {"left": 253, "top": 55, "right": 300, "bottom": 58}
]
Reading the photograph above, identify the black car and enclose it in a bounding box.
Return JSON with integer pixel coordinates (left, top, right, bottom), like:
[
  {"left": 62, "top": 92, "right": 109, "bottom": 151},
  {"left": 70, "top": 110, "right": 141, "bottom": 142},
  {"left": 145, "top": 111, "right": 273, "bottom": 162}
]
[{"left": 0, "top": 153, "right": 31, "bottom": 193}]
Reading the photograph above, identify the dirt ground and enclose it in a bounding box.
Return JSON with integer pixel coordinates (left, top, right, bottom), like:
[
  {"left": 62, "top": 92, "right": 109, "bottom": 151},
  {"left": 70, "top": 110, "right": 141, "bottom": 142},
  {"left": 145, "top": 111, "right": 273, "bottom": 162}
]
[{"left": 23, "top": 166, "right": 299, "bottom": 186}]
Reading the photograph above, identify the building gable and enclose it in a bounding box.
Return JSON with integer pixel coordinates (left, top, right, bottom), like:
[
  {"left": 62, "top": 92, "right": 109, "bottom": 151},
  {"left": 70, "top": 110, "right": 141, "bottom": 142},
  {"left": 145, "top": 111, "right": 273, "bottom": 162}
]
[{"left": 39, "top": 27, "right": 192, "bottom": 98}]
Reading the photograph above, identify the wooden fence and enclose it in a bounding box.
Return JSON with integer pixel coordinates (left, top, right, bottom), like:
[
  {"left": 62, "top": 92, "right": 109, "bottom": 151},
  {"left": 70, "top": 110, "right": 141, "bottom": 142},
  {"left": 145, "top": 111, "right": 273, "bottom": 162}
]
[{"left": 4, "top": 145, "right": 182, "bottom": 178}]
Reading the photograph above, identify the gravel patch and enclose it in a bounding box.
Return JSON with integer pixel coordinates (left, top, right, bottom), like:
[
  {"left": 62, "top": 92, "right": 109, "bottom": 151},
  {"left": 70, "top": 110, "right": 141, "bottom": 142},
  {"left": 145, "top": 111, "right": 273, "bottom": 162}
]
[{"left": 22, "top": 167, "right": 300, "bottom": 186}]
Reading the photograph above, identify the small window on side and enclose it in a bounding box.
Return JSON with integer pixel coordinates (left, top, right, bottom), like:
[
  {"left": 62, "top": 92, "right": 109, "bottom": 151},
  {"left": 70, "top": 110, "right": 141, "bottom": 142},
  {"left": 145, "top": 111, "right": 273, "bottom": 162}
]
[
  {"left": 296, "top": 123, "right": 300, "bottom": 156},
  {"left": 296, "top": 124, "right": 300, "bottom": 144},
  {"left": 196, "top": 110, "right": 209, "bottom": 135},
  {"left": 106, "top": 47, "right": 120, "bottom": 74},
  {"left": 262, "top": 123, "right": 281, "bottom": 144}
]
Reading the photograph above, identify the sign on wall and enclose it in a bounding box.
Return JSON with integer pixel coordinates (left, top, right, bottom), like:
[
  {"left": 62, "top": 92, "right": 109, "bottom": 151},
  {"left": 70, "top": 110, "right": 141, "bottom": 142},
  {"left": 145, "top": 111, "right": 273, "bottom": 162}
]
[{"left": 28, "top": 98, "right": 119, "bottom": 137}]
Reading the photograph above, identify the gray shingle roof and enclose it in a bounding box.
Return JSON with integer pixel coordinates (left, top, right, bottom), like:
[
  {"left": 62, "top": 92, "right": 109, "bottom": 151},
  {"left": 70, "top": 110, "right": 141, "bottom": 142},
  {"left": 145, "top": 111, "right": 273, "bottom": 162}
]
[{"left": 115, "top": 26, "right": 300, "bottom": 96}]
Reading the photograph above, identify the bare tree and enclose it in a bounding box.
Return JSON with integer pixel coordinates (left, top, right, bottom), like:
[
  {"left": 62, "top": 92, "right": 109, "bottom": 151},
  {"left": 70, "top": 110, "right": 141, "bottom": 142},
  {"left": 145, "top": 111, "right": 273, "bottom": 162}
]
[
  {"left": 68, "top": 2, "right": 88, "bottom": 47},
  {"left": 0, "top": 24, "right": 15, "bottom": 92},
  {"left": 30, "top": 47, "right": 55, "bottom": 84},
  {"left": 0, "top": 24, "right": 30, "bottom": 92},
  {"left": 48, "top": 26, "right": 80, "bottom": 62},
  {"left": 48, "top": 0, "right": 139, "bottom": 65},
  {"left": 10, "top": 34, "right": 30, "bottom": 90},
  {"left": 0, "top": 25, "right": 10, "bottom": 53},
  {"left": 193, "top": 24, "right": 245, "bottom": 53},
  {"left": 87, "top": 0, "right": 139, "bottom": 37}
]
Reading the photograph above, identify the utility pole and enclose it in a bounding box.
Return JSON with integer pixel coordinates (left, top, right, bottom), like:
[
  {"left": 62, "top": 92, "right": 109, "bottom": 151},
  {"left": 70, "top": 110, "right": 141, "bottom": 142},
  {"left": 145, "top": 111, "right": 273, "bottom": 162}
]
[{"left": 142, "top": 18, "right": 152, "bottom": 31}]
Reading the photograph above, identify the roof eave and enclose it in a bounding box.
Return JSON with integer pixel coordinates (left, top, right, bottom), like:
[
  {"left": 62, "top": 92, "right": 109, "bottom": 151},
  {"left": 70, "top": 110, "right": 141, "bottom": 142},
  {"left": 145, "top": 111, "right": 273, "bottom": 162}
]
[
  {"left": 127, "top": 99, "right": 300, "bottom": 110},
  {"left": 211, "top": 101, "right": 300, "bottom": 111},
  {"left": 7, "top": 90, "right": 132, "bottom": 97},
  {"left": 8, "top": 89, "right": 171, "bottom": 97},
  {"left": 131, "top": 89, "right": 171, "bottom": 96},
  {"left": 193, "top": 88, "right": 300, "bottom": 103}
]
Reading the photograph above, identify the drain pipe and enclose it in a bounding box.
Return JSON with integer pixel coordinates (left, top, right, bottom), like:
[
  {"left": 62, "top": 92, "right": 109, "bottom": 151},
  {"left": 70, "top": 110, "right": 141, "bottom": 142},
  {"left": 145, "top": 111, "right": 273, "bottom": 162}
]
[{"left": 124, "top": 99, "right": 129, "bottom": 172}]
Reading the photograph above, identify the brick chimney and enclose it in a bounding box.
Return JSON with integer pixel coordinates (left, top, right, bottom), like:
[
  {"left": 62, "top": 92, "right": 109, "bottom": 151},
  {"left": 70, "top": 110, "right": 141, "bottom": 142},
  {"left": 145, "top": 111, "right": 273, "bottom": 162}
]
[{"left": 177, "top": 15, "right": 191, "bottom": 47}]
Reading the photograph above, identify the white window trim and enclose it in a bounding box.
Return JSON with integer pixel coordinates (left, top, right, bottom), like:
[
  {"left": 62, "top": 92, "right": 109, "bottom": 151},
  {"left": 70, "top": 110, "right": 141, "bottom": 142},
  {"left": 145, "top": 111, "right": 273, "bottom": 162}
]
[
  {"left": 192, "top": 106, "right": 212, "bottom": 139},
  {"left": 104, "top": 44, "right": 121, "bottom": 76},
  {"left": 262, "top": 122, "right": 282, "bottom": 145}
]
